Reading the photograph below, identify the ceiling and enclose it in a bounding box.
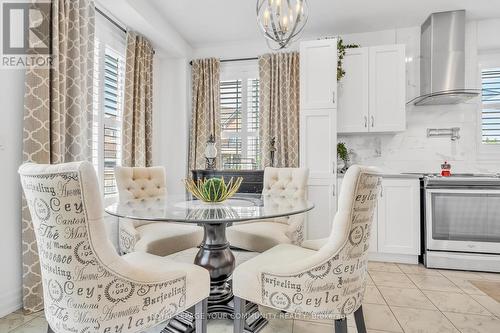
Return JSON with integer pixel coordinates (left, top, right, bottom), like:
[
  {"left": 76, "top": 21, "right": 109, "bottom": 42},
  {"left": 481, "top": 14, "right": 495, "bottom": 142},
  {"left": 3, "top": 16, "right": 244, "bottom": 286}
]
[{"left": 147, "top": 0, "right": 500, "bottom": 48}]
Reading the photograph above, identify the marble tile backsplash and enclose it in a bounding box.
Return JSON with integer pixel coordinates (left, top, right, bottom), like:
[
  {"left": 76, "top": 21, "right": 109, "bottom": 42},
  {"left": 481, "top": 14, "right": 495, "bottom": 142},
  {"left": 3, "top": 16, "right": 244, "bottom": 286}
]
[{"left": 339, "top": 103, "right": 500, "bottom": 174}]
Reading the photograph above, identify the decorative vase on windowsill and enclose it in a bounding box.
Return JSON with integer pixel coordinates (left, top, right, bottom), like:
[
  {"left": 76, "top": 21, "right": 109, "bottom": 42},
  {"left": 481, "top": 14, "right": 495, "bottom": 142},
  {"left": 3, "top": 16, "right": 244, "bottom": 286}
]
[{"left": 184, "top": 177, "right": 243, "bottom": 203}]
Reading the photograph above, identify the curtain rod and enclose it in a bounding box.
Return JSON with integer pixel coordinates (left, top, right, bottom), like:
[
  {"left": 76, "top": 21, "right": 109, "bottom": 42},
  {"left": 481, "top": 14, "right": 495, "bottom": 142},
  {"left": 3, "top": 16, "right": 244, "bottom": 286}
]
[
  {"left": 189, "top": 57, "right": 258, "bottom": 66},
  {"left": 95, "top": 7, "right": 156, "bottom": 55},
  {"left": 96, "top": 7, "right": 126, "bottom": 34}
]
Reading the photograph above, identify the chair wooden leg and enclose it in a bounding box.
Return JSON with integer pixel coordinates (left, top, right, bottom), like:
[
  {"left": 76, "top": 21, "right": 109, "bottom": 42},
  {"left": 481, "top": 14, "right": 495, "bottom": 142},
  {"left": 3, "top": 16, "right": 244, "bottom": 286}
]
[
  {"left": 354, "top": 305, "right": 367, "bottom": 333},
  {"left": 194, "top": 298, "right": 208, "bottom": 333},
  {"left": 233, "top": 296, "right": 246, "bottom": 333},
  {"left": 334, "top": 318, "right": 347, "bottom": 333},
  {"left": 47, "top": 325, "right": 55, "bottom": 333}
]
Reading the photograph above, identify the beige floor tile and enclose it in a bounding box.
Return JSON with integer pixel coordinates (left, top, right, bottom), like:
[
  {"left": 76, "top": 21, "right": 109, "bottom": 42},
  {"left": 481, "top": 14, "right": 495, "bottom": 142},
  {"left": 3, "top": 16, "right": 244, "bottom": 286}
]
[
  {"left": 368, "top": 262, "right": 402, "bottom": 273},
  {"left": 10, "top": 316, "right": 47, "bottom": 333},
  {"left": 447, "top": 277, "right": 488, "bottom": 295},
  {"left": 292, "top": 320, "right": 358, "bottom": 333},
  {"left": 422, "top": 290, "right": 491, "bottom": 315},
  {"left": 366, "top": 272, "right": 375, "bottom": 285},
  {"left": 369, "top": 271, "right": 416, "bottom": 289},
  {"left": 390, "top": 306, "right": 459, "bottom": 333},
  {"left": 477, "top": 272, "right": 500, "bottom": 282},
  {"left": 363, "top": 285, "right": 387, "bottom": 305},
  {"left": 443, "top": 312, "right": 500, "bottom": 333},
  {"left": 407, "top": 274, "right": 462, "bottom": 293},
  {"left": 397, "top": 264, "right": 442, "bottom": 276},
  {"left": 0, "top": 310, "right": 40, "bottom": 333},
  {"left": 439, "top": 269, "right": 485, "bottom": 280},
  {"left": 363, "top": 303, "right": 403, "bottom": 332},
  {"left": 378, "top": 286, "right": 437, "bottom": 310},
  {"left": 470, "top": 294, "right": 500, "bottom": 318}
]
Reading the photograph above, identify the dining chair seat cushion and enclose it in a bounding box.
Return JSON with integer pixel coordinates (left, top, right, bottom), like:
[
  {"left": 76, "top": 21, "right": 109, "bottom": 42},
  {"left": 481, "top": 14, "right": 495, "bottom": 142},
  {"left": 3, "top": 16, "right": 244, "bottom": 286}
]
[
  {"left": 227, "top": 221, "right": 292, "bottom": 252},
  {"left": 134, "top": 222, "right": 204, "bottom": 256},
  {"left": 232, "top": 244, "right": 316, "bottom": 304}
]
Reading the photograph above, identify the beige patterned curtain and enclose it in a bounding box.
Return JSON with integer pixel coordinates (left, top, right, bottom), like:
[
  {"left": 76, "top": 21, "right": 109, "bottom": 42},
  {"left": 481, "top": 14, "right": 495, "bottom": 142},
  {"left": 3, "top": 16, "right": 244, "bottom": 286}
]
[
  {"left": 122, "top": 32, "right": 154, "bottom": 167},
  {"left": 259, "top": 52, "right": 300, "bottom": 168},
  {"left": 189, "top": 58, "right": 221, "bottom": 171},
  {"left": 22, "top": 0, "right": 95, "bottom": 313}
]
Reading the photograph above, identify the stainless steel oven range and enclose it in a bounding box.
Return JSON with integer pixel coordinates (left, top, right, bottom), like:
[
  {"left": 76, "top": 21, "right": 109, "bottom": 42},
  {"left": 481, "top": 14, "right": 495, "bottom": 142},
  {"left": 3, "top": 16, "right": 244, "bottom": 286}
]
[{"left": 424, "top": 174, "right": 500, "bottom": 272}]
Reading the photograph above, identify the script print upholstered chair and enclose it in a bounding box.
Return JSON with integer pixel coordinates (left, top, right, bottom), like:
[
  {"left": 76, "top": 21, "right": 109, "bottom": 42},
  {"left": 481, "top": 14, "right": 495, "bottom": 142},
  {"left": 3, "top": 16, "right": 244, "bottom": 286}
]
[
  {"left": 19, "top": 162, "right": 210, "bottom": 333},
  {"left": 232, "top": 165, "right": 381, "bottom": 333},
  {"left": 226, "top": 167, "right": 309, "bottom": 252},
  {"left": 115, "top": 166, "right": 203, "bottom": 256}
]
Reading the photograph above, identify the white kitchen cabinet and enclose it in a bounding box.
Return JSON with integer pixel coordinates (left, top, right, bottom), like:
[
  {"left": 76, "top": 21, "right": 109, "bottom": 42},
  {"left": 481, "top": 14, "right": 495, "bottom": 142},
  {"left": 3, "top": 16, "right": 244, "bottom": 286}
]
[
  {"left": 377, "top": 178, "right": 420, "bottom": 256},
  {"left": 338, "top": 48, "right": 369, "bottom": 133},
  {"left": 338, "top": 44, "right": 406, "bottom": 133},
  {"left": 300, "top": 39, "right": 338, "bottom": 110},
  {"left": 300, "top": 39, "right": 338, "bottom": 239},
  {"left": 369, "top": 45, "right": 406, "bottom": 132}
]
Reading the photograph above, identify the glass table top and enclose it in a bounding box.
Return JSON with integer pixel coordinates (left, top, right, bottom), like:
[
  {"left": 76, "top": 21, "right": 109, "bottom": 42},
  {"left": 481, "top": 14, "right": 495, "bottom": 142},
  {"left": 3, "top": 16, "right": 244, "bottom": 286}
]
[{"left": 105, "top": 193, "right": 314, "bottom": 224}]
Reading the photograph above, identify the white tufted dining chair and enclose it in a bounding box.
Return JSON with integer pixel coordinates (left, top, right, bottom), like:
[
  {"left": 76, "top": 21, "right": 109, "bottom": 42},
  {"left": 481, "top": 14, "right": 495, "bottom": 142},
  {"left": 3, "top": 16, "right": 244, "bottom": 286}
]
[
  {"left": 226, "top": 167, "right": 309, "bottom": 252},
  {"left": 115, "top": 166, "right": 203, "bottom": 256},
  {"left": 19, "top": 161, "right": 210, "bottom": 333},
  {"left": 232, "top": 165, "right": 381, "bottom": 333}
]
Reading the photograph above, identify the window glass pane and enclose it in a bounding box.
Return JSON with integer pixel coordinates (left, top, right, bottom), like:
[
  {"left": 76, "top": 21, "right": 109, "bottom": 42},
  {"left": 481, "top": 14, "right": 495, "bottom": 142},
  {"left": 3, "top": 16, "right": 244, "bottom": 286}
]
[
  {"left": 247, "top": 136, "right": 260, "bottom": 169},
  {"left": 221, "top": 137, "right": 242, "bottom": 169},
  {"left": 482, "top": 68, "right": 500, "bottom": 144}
]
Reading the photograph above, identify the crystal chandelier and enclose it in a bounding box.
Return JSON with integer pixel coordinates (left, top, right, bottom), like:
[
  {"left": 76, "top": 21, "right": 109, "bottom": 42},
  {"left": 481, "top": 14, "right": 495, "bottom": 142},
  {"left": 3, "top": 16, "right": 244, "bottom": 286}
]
[{"left": 256, "top": 0, "right": 309, "bottom": 50}]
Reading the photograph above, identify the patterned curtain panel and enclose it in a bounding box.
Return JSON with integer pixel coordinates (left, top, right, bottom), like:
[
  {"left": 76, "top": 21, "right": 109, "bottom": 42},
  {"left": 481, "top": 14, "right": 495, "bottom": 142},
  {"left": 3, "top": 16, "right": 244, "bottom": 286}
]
[
  {"left": 188, "top": 58, "right": 221, "bottom": 171},
  {"left": 122, "top": 32, "right": 154, "bottom": 167},
  {"left": 259, "top": 52, "right": 300, "bottom": 168},
  {"left": 22, "top": 0, "right": 95, "bottom": 313}
]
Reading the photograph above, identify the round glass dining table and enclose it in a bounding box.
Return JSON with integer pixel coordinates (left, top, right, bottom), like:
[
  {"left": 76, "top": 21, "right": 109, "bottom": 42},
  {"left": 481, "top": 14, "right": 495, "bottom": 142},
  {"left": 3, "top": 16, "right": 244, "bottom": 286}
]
[{"left": 106, "top": 193, "right": 314, "bottom": 333}]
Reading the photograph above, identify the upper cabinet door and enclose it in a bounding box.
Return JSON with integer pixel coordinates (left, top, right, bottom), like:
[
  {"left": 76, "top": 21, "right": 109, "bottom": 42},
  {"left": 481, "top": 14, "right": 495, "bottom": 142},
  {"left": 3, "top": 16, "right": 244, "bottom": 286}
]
[
  {"left": 300, "top": 39, "right": 338, "bottom": 110},
  {"left": 338, "top": 47, "right": 369, "bottom": 133},
  {"left": 369, "top": 45, "right": 406, "bottom": 132}
]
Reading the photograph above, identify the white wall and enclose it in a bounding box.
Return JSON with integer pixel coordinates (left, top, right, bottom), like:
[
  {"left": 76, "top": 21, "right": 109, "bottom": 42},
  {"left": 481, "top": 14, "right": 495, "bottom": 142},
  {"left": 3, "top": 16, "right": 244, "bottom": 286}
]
[
  {"left": 153, "top": 57, "right": 191, "bottom": 194},
  {"left": 0, "top": 68, "right": 25, "bottom": 316}
]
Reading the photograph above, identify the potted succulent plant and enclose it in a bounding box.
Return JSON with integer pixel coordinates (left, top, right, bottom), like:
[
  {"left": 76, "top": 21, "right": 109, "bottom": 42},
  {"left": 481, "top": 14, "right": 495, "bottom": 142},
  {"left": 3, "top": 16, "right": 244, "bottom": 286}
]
[{"left": 184, "top": 177, "right": 243, "bottom": 203}]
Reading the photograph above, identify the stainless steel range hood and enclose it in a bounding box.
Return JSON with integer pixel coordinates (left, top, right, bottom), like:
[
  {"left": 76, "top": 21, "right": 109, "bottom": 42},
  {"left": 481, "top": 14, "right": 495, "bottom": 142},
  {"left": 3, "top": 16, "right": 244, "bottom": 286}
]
[{"left": 409, "top": 10, "right": 480, "bottom": 106}]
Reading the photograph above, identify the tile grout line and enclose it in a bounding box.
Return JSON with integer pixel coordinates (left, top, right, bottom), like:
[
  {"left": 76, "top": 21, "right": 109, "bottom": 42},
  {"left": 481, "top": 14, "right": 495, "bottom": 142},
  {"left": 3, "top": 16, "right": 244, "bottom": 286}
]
[
  {"left": 399, "top": 269, "right": 466, "bottom": 333},
  {"left": 369, "top": 272, "right": 406, "bottom": 333}
]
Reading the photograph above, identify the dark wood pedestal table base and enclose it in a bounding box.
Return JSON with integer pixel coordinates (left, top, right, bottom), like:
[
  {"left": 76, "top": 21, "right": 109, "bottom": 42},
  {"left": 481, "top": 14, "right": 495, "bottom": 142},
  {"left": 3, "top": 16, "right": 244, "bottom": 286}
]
[{"left": 105, "top": 194, "right": 314, "bottom": 333}]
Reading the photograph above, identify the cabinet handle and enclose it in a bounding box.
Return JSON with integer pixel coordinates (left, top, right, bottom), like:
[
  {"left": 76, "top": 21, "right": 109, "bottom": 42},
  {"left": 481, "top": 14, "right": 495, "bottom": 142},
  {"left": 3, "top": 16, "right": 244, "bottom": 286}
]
[
  {"left": 364, "top": 116, "right": 367, "bottom": 128},
  {"left": 380, "top": 185, "right": 383, "bottom": 198},
  {"left": 371, "top": 116, "right": 374, "bottom": 127},
  {"left": 332, "top": 91, "right": 336, "bottom": 104}
]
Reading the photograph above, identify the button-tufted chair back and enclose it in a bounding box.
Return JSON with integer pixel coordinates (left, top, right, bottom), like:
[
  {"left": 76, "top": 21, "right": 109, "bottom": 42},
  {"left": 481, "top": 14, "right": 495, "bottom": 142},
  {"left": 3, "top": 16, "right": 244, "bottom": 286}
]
[
  {"left": 262, "top": 167, "right": 309, "bottom": 244},
  {"left": 115, "top": 166, "right": 166, "bottom": 200},
  {"left": 19, "top": 162, "right": 196, "bottom": 333},
  {"left": 262, "top": 167, "right": 308, "bottom": 200}
]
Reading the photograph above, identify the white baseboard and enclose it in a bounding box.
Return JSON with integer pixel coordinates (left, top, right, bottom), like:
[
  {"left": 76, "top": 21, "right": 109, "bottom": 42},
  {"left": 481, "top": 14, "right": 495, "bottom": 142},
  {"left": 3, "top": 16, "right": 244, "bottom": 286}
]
[
  {"left": 369, "top": 252, "right": 419, "bottom": 264},
  {"left": 0, "top": 287, "right": 22, "bottom": 318}
]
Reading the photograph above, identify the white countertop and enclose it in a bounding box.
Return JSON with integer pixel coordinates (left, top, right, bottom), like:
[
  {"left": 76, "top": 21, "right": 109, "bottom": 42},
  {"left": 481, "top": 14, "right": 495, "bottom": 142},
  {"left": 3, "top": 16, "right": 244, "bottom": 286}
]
[{"left": 337, "top": 172, "right": 422, "bottom": 179}]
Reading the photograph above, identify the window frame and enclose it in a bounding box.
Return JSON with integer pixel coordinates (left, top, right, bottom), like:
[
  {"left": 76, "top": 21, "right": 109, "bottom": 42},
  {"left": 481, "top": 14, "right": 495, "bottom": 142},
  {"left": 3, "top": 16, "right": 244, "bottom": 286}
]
[
  {"left": 219, "top": 61, "right": 260, "bottom": 170},
  {"left": 477, "top": 53, "right": 500, "bottom": 160},
  {"left": 93, "top": 13, "right": 126, "bottom": 203}
]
